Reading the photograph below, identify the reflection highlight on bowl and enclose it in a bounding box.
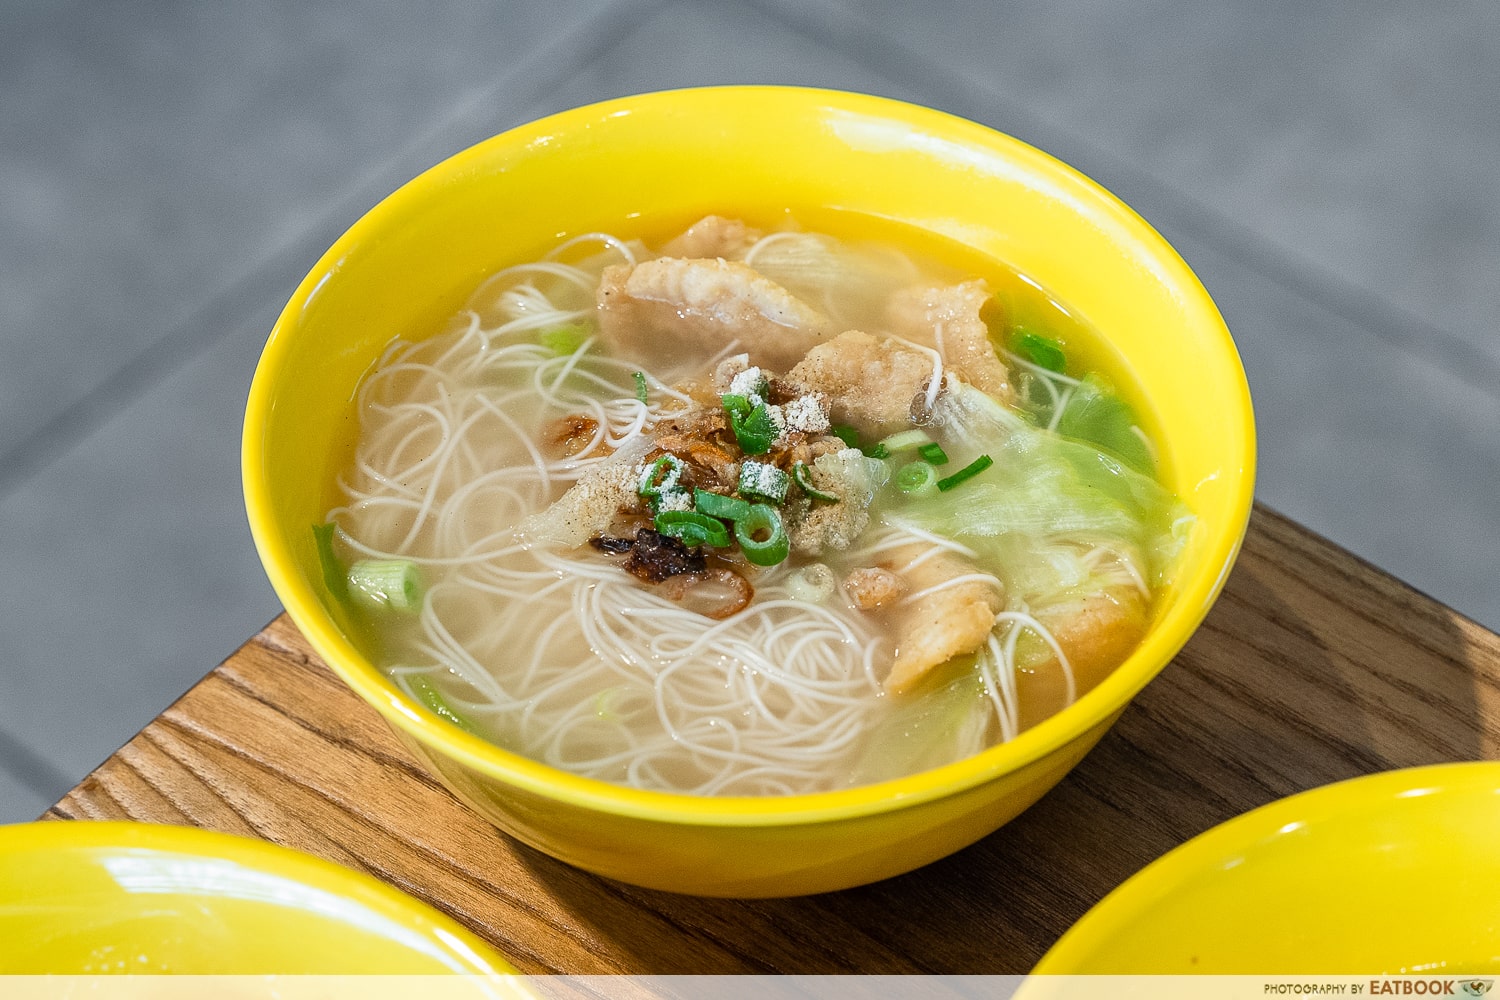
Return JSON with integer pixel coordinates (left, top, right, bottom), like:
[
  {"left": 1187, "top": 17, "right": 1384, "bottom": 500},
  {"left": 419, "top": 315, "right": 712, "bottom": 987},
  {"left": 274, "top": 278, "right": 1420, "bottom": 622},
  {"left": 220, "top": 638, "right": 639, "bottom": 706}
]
[
  {"left": 1033, "top": 762, "right": 1500, "bottom": 974},
  {"left": 0, "top": 821, "right": 514, "bottom": 974}
]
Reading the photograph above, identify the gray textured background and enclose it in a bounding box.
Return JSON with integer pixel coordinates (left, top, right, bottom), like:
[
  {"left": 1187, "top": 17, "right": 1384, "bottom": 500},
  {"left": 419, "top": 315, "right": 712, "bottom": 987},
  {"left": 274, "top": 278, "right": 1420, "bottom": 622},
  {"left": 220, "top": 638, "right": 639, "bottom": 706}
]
[{"left": 2, "top": 1, "right": 1497, "bottom": 820}]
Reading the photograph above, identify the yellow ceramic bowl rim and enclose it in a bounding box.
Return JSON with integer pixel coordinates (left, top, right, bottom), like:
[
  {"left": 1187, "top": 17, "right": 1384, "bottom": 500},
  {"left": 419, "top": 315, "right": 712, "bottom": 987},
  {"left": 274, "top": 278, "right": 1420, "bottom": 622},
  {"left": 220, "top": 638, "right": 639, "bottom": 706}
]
[
  {"left": 1034, "top": 761, "right": 1500, "bottom": 970},
  {"left": 244, "top": 85, "right": 1256, "bottom": 828},
  {"left": 0, "top": 819, "right": 514, "bottom": 972}
]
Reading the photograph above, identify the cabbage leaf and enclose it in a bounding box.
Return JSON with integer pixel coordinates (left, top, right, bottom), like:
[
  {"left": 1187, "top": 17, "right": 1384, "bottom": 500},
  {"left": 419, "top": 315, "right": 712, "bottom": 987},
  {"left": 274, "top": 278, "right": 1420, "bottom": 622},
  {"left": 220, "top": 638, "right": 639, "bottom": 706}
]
[{"left": 898, "top": 385, "right": 1191, "bottom": 599}]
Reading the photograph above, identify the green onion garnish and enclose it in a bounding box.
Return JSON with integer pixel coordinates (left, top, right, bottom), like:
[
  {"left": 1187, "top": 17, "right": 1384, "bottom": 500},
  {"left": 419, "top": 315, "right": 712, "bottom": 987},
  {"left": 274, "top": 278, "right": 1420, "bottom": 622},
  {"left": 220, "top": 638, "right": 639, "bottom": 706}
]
[
  {"left": 721, "top": 393, "right": 752, "bottom": 422},
  {"left": 894, "top": 460, "right": 939, "bottom": 496},
  {"left": 637, "top": 454, "right": 684, "bottom": 498},
  {"left": 347, "top": 559, "right": 424, "bottom": 613},
  {"left": 864, "top": 442, "right": 890, "bottom": 459},
  {"left": 936, "top": 454, "right": 994, "bottom": 492},
  {"left": 878, "top": 429, "right": 931, "bottom": 453},
  {"left": 792, "top": 462, "right": 839, "bottom": 502},
  {"left": 722, "top": 394, "right": 778, "bottom": 454},
  {"left": 649, "top": 487, "right": 692, "bottom": 514},
  {"left": 633, "top": 371, "right": 649, "bottom": 404},
  {"left": 735, "top": 504, "right": 789, "bottom": 566},
  {"left": 654, "top": 510, "right": 731, "bottom": 548},
  {"left": 830, "top": 425, "right": 860, "bottom": 449},
  {"left": 312, "top": 522, "right": 347, "bottom": 601},
  {"left": 917, "top": 442, "right": 949, "bottom": 465},
  {"left": 407, "top": 675, "right": 475, "bottom": 733},
  {"left": 731, "top": 370, "right": 770, "bottom": 401},
  {"left": 694, "top": 489, "right": 751, "bottom": 522},
  {"left": 539, "top": 324, "right": 589, "bottom": 356},
  {"left": 1015, "top": 330, "right": 1067, "bottom": 373},
  {"left": 738, "top": 460, "right": 790, "bottom": 504}
]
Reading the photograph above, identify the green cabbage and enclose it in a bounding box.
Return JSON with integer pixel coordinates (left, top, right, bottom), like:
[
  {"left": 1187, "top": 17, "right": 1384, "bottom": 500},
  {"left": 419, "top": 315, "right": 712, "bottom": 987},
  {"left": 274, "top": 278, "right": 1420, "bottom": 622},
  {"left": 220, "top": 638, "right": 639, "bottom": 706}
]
[
  {"left": 851, "top": 667, "right": 990, "bottom": 784},
  {"left": 1054, "top": 373, "right": 1154, "bottom": 474},
  {"left": 899, "top": 385, "right": 1191, "bottom": 599}
]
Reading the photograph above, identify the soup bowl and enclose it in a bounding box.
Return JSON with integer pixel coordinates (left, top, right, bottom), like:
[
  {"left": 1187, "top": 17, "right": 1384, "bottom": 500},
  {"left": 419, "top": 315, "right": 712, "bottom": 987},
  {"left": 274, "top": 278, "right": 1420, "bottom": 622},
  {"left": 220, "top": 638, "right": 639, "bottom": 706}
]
[
  {"left": 243, "top": 86, "right": 1254, "bottom": 897},
  {"left": 1031, "top": 762, "right": 1500, "bottom": 974},
  {"left": 0, "top": 821, "right": 514, "bottom": 974}
]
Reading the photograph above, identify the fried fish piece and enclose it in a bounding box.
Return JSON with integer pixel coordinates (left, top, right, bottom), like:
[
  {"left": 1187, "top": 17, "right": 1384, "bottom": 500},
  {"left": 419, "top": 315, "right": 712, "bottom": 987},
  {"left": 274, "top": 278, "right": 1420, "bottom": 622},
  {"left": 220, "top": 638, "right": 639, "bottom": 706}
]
[
  {"left": 886, "top": 280, "right": 1012, "bottom": 402},
  {"left": 786, "top": 330, "right": 939, "bottom": 438},
  {"left": 597, "top": 257, "right": 831, "bottom": 368},
  {"left": 658, "top": 215, "right": 764, "bottom": 259},
  {"left": 882, "top": 545, "right": 1005, "bottom": 695}
]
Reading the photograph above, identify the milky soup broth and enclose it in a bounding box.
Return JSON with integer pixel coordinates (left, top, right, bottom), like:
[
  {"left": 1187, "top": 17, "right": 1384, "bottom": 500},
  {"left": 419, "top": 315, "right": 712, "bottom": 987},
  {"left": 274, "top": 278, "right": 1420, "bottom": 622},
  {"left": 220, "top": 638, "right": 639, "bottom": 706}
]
[{"left": 322, "top": 212, "right": 1187, "bottom": 796}]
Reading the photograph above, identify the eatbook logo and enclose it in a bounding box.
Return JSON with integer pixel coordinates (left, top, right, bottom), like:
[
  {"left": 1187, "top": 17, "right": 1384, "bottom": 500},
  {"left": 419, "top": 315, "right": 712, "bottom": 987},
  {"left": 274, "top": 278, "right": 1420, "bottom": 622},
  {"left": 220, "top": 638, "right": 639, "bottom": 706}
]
[{"left": 1363, "top": 981, "right": 1495, "bottom": 996}]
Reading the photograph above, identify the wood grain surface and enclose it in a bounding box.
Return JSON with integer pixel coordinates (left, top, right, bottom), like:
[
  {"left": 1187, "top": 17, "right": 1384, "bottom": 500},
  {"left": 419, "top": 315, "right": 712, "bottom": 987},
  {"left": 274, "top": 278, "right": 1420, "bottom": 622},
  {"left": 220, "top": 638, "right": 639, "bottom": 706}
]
[{"left": 47, "top": 505, "right": 1500, "bottom": 973}]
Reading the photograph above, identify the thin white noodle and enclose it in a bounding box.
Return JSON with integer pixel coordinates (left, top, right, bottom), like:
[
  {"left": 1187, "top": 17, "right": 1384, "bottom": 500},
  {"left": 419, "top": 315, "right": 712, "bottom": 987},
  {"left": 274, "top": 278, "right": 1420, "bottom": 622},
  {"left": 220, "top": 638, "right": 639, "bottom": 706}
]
[
  {"left": 995, "top": 609, "right": 1076, "bottom": 705},
  {"left": 886, "top": 333, "right": 946, "bottom": 414},
  {"left": 546, "top": 232, "right": 638, "bottom": 267},
  {"left": 900, "top": 572, "right": 1005, "bottom": 605},
  {"left": 1129, "top": 424, "right": 1160, "bottom": 467},
  {"left": 742, "top": 231, "right": 811, "bottom": 266},
  {"left": 1003, "top": 349, "right": 1083, "bottom": 387},
  {"left": 1047, "top": 384, "right": 1076, "bottom": 434}
]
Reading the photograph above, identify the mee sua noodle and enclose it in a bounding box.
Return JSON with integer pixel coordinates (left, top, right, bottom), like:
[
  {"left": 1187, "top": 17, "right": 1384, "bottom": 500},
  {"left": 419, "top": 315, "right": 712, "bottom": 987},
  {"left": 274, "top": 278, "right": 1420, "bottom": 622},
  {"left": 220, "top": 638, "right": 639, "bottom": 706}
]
[{"left": 322, "top": 215, "right": 1190, "bottom": 796}]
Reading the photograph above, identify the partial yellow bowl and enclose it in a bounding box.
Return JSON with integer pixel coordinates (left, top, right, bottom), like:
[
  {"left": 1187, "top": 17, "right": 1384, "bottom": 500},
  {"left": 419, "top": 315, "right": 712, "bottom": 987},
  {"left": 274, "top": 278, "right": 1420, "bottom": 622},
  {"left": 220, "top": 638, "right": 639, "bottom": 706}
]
[
  {"left": 1034, "top": 762, "right": 1500, "bottom": 973},
  {"left": 0, "top": 821, "right": 514, "bottom": 973},
  {"left": 243, "top": 86, "right": 1255, "bottom": 897}
]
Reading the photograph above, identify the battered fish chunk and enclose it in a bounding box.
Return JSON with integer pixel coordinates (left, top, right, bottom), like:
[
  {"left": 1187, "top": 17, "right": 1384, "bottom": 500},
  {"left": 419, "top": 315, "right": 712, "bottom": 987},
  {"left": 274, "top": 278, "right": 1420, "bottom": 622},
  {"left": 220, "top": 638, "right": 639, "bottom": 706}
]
[
  {"left": 786, "top": 330, "right": 939, "bottom": 438},
  {"left": 518, "top": 437, "right": 653, "bottom": 548},
  {"left": 659, "top": 215, "right": 764, "bottom": 259},
  {"left": 886, "top": 280, "right": 1012, "bottom": 402},
  {"left": 1016, "top": 588, "right": 1147, "bottom": 728},
  {"left": 786, "top": 448, "right": 887, "bottom": 556},
  {"left": 883, "top": 545, "right": 1005, "bottom": 695},
  {"left": 844, "top": 567, "right": 906, "bottom": 610},
  {"left": 596, "top": 257, "right": 831, "bottom": 368}
]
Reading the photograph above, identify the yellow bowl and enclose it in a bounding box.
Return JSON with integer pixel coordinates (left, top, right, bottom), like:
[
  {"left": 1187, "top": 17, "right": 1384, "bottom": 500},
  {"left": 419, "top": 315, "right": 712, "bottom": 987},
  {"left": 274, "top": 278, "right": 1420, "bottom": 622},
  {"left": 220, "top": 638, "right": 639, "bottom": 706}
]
[
  {"left": 243, "top": 86, "right": 1255, "bottom": 897},
  {"left": 1034, "top": 762, "right": 1500, "bottom": 973},
  {"left": 0, "top": 820, "right": 514, "bottom": 973}
]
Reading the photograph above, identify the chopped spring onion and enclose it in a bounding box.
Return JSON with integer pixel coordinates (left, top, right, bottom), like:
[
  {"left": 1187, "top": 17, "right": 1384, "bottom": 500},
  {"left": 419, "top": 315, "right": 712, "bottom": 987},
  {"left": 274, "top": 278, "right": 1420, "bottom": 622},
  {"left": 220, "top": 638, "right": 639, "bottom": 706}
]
[
  {"left": 347, "top": 558, "right": 424, "bottom": 613},
  {"left": 728, "top": 368, "right": 769, "bottom": 401},
  {"left": 312, "top": 522, "right": 346, "bottom": 601},
  {"left": 1015, "top": 330, "right": 1067, "bottom": 373},
  {"left": 735, "top": 504, "right": 790, "bottom": 566},
  {"left": 936, "top": 454, "right": 994, "bottom": 492},
  {"left": 894, "top": 460, "right": 939, "bottom": 496},
  {"left": 738, "top": 460, "right": 790, "bottom": 504},
  {"left": 633, "top": 370, "right": 649, "bottom": 404},
  {"left": 830, "top": 424, "right": 861, "bottom": 449},
  {"left": 878, "top": 429, "right": 932, "bottom": 453},
  {"left": 654, "top": 510, "right": 731, "bottom": 548},
  {"left": 864, "top": 442, "right": 890, "bottom": 459},
  {"left": 721, "top": 393, "right": 752, "bottom": 421},
  {"left": 792, "top": 461, "right": 839, "bottom": 502},
  {"left": 917, "top": 442, "right": 950, "bottom": 465},
  {"left": 407, "top": 675, "right": 474, "bottom": 733},
  {"left": 650, "top": 487, "right": 693, "bottom": 513},
  {"left": 539, "top": 324, "right": 589, "bottom": 356},
  {"left": 722, "top": 394, "right": 777, "bottom": 454},
  {"left": 694, "top": 488, "right": 751, "bottom": 522},
  {"left": 637, "top": 454, "right": 684, "bottom": 498}
]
